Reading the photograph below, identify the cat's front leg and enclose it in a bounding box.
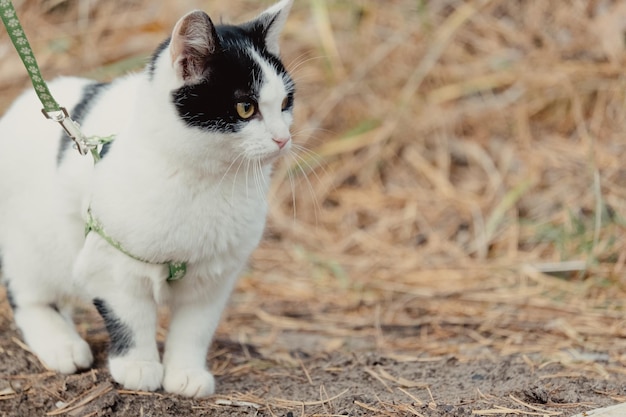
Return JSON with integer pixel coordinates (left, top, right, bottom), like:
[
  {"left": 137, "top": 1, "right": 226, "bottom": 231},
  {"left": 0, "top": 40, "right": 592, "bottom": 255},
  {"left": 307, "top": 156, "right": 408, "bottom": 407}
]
[
  {"left": 162, "top": 278, "right": 235, "bottom": 398},
  {"left": 75, "top": 237, "right": 163, "bottom": 392},
  {"left": 162, "top": 301, "right": 218, "bottom": 397},
  {"left": 92, "top": 295, "right": 163, "bottom": 392}
]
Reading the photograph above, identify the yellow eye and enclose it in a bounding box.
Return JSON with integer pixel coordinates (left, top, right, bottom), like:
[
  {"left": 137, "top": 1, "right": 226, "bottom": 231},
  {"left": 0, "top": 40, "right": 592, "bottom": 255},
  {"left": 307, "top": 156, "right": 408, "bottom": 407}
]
[
  {"left": 281, "top": 96, "right": 292, "bottom": 111},
  {"left": 236, "top": 102, "right": 255, "bottom": 119}
]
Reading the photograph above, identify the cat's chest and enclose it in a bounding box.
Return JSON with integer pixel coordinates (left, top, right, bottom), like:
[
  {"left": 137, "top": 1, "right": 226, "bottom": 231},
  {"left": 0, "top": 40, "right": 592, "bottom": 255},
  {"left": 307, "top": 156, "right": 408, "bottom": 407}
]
[
  {"left": 90, "top": 162, "right": 269, "bottom": 265},
  {"left": 157, "top": 186, "right": 268, "bottom": 260}
]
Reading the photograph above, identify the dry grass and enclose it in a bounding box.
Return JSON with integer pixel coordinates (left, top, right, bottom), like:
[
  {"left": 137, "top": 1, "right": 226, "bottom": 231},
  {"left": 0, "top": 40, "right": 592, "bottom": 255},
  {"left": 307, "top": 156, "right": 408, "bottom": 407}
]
[{"left": 1, "top": 0, "right": 626, "bottom": 415}]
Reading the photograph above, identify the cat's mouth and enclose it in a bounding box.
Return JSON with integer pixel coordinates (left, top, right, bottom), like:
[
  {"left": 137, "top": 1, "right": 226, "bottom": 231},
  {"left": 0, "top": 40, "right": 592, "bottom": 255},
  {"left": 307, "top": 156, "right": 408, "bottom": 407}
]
[
  {"left": 259, "top": 141, "right": 291, "bottom": 164},
  {"left": 259, "top": 150, "right": 286, "bottom": 164}
]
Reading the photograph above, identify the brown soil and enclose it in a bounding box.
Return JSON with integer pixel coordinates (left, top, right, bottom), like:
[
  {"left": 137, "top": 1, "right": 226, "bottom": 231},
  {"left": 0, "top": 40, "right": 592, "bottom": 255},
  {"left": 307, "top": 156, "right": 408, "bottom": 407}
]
[
  {"left": 1, "top": 0, "right": 626, "bottom": 416},
  {"left": 0, "top": 267, "right": 625, "bottom": 417},
  {"left": 1, "top": 348, "right": 624, "bottom": 417}
]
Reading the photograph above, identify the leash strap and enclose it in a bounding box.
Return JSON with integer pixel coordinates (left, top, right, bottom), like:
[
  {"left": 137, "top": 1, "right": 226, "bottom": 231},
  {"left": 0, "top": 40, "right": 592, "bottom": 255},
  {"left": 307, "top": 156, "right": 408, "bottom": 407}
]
[
  {"left": 0, "top": 0, "right": 59, "bottom": 112},
  {"left": 1, "top": 0, "right": 94, "bottom": 155}
]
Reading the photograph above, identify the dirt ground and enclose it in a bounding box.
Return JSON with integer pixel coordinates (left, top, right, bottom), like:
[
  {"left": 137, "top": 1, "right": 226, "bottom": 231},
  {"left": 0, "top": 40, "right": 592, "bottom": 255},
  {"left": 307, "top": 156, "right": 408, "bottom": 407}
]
[
  {"left": 0, "top": 262, "right": 625, "bottom": 417},
  {"left": 0, "top": 276, "right": 626, "bottom": 417},
  {"left": 2, "top": 0, "right": 626, "bottom": 416}
]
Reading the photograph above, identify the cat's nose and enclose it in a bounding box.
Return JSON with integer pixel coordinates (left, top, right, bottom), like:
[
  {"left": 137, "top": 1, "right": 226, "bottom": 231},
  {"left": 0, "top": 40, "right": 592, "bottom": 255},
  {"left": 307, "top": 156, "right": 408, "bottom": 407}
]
[{"left": 273, "top": 136, "right": 290, "bottom": 149}]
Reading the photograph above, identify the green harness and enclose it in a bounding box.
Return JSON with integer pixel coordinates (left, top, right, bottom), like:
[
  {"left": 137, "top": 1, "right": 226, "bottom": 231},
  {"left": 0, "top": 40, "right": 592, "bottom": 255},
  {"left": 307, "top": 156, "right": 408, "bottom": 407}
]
[
  {"left": 85, "top": 209, "right": 187, "bottom": 281},
  {"left": 1, "top": 0, "right": 186, "bottom": 281}
]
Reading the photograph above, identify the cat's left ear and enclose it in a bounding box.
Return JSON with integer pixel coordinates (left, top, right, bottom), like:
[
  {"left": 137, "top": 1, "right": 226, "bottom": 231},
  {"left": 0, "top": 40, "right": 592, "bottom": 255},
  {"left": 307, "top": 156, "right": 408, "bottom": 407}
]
[
  {"left": 170, "top": 10, "right": 219, "bottom": 83},
  {"left": 247, "top": 0, "right": 293, "bottom": 56}
]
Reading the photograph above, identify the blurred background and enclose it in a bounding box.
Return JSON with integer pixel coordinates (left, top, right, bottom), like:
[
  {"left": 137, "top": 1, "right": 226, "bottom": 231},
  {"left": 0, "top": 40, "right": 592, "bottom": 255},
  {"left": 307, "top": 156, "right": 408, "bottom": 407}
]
[{"left": 1, "top": 0, "right": 625, "bottom": 358}]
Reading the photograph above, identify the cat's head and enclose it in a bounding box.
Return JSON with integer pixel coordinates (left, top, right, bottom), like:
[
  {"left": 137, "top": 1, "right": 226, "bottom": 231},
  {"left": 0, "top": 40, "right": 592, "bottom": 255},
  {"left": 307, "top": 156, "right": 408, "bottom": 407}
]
[{"left": 150, "top": 0, "right": 295, "bottom": 168}]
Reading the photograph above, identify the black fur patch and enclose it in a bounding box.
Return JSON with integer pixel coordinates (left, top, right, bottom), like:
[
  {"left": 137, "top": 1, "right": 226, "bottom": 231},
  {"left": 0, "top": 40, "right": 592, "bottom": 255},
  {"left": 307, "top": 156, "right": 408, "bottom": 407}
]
[
  {"left": 0, "top": 253, "right": 15, "bottom": 311},
  {"left": 57, "top": 82, "right": 110, "bottom": 164},
  {"left": 171, "top": 24, "right": 294, "bottom": 133},
  {"left": 99, "top": 141, "right": 113, "bottom": 159},
  {"left": 5, "top": 284, "right": 16, "bottom": 311},
  {"left": 148, "top": 37, "right": 171, "bottom": 80},
  {"left": 93, "top": 298, "right": 134, "bottom": 357}
]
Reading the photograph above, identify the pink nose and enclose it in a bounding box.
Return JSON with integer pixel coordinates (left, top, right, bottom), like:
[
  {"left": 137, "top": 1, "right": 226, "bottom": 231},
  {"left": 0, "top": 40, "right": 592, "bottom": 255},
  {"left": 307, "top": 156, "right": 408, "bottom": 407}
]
[{"left": 273, "top": 137, "right": 290, "bottom": 149}]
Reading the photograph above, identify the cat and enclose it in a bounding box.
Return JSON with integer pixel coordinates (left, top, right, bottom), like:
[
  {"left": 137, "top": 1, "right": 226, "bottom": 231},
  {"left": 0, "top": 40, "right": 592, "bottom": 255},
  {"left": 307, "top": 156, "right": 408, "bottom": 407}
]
[{"left": 0, "top": 0, "right": 294, "bottom": 398}]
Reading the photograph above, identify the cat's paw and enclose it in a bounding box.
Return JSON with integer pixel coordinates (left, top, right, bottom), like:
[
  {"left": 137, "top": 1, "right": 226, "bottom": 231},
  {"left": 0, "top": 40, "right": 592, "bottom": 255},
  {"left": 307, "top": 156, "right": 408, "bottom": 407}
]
[
  {"left": 109, "top": 358, "right": 163, "bottom": 392},
  {"left": 36, "top": 338, "right": 93, "bottom": 374},
  {"left": 163, "top": 368, "right": 215, "bottom": 398}
]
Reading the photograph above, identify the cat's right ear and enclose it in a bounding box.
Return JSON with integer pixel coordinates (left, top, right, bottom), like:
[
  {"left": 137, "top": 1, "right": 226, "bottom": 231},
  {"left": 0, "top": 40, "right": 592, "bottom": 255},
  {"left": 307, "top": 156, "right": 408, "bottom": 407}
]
[{"left": 170, "top": 10, "right": 219, "bottom": 83}]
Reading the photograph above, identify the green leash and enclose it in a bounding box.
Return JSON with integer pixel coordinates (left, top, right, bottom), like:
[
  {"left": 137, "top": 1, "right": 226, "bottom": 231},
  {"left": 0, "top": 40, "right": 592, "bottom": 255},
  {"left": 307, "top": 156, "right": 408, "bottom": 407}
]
[
  {"left": 0, "top": 0, "right": 95, "bottom": 155},
  {"left": 0, "top": 0, "right": 59, "bottom": 113},
  {"left": 1, "top": 0, "right": 186, "bottom": 281}
]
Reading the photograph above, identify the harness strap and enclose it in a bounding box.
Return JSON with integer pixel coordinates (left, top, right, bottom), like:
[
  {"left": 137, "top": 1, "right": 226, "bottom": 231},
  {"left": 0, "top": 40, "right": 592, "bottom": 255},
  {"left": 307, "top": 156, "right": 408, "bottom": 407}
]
[{"left": 85, "top": 208, "right": 187, "bottom": 282}]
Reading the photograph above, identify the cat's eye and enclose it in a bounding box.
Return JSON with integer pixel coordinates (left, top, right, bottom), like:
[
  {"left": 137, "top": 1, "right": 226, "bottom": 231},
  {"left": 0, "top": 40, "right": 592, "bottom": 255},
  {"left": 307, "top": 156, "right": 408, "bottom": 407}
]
[
  {"left": 281, "top": 95, "right": 292, "bottom": 111},
  {"left": 236, "top": 102, "right": 256, "bottom": 119}
]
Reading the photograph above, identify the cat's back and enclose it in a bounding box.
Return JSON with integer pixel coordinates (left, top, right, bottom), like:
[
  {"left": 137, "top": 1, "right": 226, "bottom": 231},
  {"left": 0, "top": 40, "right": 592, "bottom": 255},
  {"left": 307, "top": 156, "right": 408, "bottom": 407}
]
[
  {"left": 0, "top": 75, "right": 138, "bottom": 193},
  {"left": 0, "top": 77, "right": 93, "bottom": 143},
  {"left": 0, "top": 77, "right": 93, "bottom": 177}
]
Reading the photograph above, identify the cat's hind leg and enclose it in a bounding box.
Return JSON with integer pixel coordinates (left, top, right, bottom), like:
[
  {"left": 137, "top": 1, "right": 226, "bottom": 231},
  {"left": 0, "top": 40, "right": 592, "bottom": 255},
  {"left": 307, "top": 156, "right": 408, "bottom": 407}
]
[
  {"left": 0, "top": 191, "right": 93, "bottom": 374},
  {"left": 4, "top": 275, "right": 93, "bottom": 374},
  {"left": 10, "top": 297, "right": 93, "bottom": 373}
]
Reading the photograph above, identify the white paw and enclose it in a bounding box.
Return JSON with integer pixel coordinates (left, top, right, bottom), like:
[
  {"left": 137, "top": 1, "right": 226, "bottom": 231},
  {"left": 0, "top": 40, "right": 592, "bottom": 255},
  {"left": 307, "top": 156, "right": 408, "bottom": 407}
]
[
  {"left": 36, "top": 338, "right": 93, "bottom": 374},
  {"left": 109, "top": 358, "right": 163, "bottom": 392},
  {"left": 163, "top": 368, "right": 215, "bottom": 398}
]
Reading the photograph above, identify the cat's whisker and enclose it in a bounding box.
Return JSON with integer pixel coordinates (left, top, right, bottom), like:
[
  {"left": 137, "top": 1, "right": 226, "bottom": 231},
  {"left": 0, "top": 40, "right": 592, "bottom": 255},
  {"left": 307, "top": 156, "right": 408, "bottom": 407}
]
[
  {"left": 251, "top": 160, "right": 259, "bottom": 199},
  {"left": 290, "top": 126, "right": 333, "bottom": 149},
  {"left": 228, "top": 154, "right": 246, "bottom": 203},
  {"left": 257, "top": 161, "right": 263, "bottom": 199},
  {"left": 292, "top": 126, "right": 334, "bottom": 139},
  {"left": 286, "top": 54, "right": 325, "bottom": 79},
  {"left": 287, "top": 151, "right": 321, "bottom": 227},
  {"left": 244, "top": 158, "right": 252, "bottom": 201},
  {"left": 285, "top": 51, "right": 313, "bottom": 71},
  {"left": 259, "top": 158, "right": 270, "bottom": 189},
  {"left": 250, "top": 158, "right": 259, "bottom": 199},
  {"left": 255, "top": 159, "right": 266, "bottom": 200},
  {"left": 290, "top": 143, "right": 332, "bottom": 188},
  {"left": 249, "top": 159, "right": 263, "bottom": 201},
  {"left": 285, "top": 155, "right": 298, "bottom": 222},
  {"left": 216, "top": 152, "right": 245, "bottom": 194}
]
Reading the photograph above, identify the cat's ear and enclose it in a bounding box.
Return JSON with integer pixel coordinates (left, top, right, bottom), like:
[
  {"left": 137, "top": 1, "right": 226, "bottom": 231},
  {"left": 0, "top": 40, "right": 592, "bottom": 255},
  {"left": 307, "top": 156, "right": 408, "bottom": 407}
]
[
  {"left": 170, "top": 10, "right": 219, "bottom": 83},
  {"left": 247, "top": 0, "right": 293, "bottom": 56}
]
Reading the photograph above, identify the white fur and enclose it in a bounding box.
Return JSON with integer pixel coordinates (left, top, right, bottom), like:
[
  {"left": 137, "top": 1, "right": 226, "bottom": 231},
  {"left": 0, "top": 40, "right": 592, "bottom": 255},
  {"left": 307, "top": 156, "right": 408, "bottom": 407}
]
[
  {"left": 0, "top": 0, "right": 293, "bottom": 398},
  {"left": 257, "top": 0, "right": 293, "bottom": 55}
]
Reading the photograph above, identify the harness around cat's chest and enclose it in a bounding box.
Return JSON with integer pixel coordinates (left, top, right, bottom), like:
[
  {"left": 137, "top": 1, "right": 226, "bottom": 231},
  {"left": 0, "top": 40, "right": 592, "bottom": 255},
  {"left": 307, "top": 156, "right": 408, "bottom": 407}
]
[
  {"left": 76, "top": 122, "right": 187, "bottom": 282},
  {"left": 85, "top": 208, "right": 187, "bottom": 282}
]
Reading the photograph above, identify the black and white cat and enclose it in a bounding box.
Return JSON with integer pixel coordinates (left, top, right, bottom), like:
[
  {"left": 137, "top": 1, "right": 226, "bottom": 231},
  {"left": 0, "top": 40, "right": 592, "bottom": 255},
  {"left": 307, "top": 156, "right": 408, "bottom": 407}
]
[{"left": 0, "top": 0, "right": 294, "bottom": 398}]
